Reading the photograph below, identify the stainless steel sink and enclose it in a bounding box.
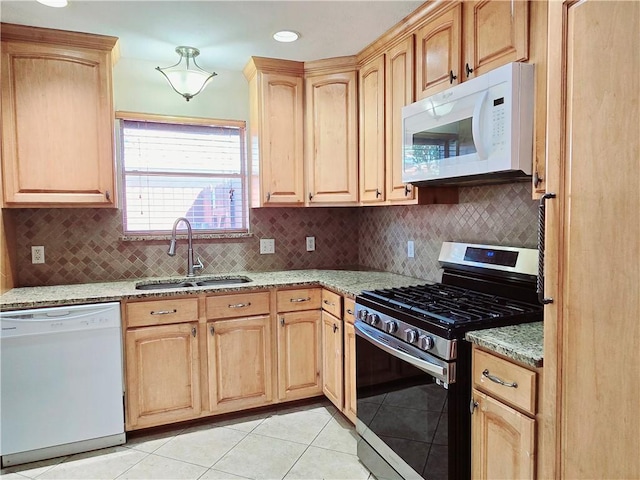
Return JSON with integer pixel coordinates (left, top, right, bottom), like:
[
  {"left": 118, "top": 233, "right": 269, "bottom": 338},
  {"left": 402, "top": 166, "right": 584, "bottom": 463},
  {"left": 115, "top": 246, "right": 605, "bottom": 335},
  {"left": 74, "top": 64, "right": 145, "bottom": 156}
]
[
  {"left": 195, "top": 278, "right": 251, "bottom": 286},
  {"left": 135, "top": 276, "right": 252, "bottom": 290}
]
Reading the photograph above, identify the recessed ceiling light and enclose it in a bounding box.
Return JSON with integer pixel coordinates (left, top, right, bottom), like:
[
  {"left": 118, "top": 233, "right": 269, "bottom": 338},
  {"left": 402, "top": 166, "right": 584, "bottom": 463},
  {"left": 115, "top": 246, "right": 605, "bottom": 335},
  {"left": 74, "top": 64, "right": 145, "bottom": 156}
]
[
  {"left": 37, "top": 0, "right": 68, "bottom": 7},
  {"left": 273, "top": 30, "right": 300, "bottom": 43}
]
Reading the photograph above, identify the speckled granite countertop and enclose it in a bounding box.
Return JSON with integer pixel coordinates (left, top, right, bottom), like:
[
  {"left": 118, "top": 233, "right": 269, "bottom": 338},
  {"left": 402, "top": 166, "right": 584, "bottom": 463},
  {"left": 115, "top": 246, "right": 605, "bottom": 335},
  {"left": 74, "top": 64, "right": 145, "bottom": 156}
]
[
  {"left": 0, "top": 269, "right": 426, "bottom": 310},
  {"left": 1, "top": 269, "right": 543, "bottom": 366},
  {"left": 465, "top": 322, "right": 543, "bottom": 368}
]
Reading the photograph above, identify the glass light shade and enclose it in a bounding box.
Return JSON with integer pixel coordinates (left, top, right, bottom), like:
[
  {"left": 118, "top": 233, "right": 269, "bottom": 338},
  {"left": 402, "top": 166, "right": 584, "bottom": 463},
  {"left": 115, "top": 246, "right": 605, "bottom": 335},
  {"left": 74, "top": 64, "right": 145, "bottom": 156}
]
[
  {"left": 156, "top": 46, "right": 217, "bottom": 102},
  {"left": 273, "top": 30, "right": 300, "bottom": 43},
  {"left": 36, "top": 0, "right": 68, "bottom": 6}
]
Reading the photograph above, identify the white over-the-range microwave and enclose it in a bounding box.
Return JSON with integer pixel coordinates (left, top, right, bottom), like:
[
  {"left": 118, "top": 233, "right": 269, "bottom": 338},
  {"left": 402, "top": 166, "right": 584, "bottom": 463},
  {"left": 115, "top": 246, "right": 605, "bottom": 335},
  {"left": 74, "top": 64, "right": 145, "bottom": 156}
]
[{"left": 402, "top": 62, "right": 534, "bottom": 186}]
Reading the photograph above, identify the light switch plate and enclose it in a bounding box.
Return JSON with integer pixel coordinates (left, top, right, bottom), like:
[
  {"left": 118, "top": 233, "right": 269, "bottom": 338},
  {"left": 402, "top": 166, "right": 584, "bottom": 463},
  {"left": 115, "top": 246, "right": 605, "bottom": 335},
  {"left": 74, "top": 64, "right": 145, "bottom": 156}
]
[
  {"left": 306, "top": 236, "right": 315, "bottom": 252},
  {"left": 407, "top": 240, "right": 415, "bottom": 258},
  {"left": 260, "top": 238, "right": 275, "bottom": 254}
]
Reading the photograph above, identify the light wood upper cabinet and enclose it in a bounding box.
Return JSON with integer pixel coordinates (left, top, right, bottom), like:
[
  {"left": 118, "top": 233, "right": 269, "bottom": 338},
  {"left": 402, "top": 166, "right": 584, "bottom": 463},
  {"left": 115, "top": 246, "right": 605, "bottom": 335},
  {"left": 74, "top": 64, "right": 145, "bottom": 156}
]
[
  {"left": 276, "top": 309, "right": 323, "bottom": 401},
  {"left": 415, "top": 4, "right": 462, "bottom": 99},
  {"left": 471, "top": 389, "right": 535, "bottom": 480},
  {"left": 462, "top": 0, "right": 529, "bottom": 79},
  {"left": 305, "top": 63, "right": 358, "bottom": 205},
  {"left": 244, "top": 57, "right": 305, "bottom": 207},
  {"left": 1, "top": 24, "right": 118, "bottom": 207},
  {"left": 207, "top": 315, "right": 272, "bottom": 412},
  {"left": 359, "top": 54, "right": 386, "bottom": 203},
  {"left": 385, "top": 37, "right": 416, "bottom": 203},
  {"left": 125, "top": 322, "right": 201, "bottom": 430}
]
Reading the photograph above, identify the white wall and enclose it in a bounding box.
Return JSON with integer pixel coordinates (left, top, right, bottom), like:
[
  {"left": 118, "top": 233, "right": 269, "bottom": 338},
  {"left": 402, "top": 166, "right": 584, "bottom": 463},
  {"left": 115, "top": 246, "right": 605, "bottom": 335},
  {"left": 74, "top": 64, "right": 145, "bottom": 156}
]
[{"left": 112, "top": 57, "right": 249, "bottom": 121}]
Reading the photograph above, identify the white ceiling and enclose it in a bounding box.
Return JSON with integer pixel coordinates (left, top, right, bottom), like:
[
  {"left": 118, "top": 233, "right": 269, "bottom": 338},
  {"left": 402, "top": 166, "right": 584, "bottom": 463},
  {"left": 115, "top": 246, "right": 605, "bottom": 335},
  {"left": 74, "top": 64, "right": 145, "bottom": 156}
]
[{"left": 0, "top": 1, "right": 425, "bottom": 72}]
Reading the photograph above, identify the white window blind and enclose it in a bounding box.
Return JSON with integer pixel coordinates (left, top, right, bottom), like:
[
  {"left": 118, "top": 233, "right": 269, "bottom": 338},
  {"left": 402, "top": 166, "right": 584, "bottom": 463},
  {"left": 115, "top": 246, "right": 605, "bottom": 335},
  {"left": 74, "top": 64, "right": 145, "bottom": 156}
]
[{"left": 119, "top": 118, "right": 248, "bottom": 234}]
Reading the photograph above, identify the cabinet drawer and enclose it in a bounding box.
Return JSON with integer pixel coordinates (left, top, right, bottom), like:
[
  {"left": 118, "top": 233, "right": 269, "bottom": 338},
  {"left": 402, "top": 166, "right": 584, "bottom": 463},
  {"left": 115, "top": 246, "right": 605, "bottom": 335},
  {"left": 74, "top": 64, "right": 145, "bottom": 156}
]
[
  {"left": 206, "top": 292, "right": 270, "bottom": 319},
  {"left": 276, "top": 288, "right": 321, "bottom": 312},
  {"left": 321, "top": 290, "right": 342, "bottom": 318},
  {"left": 126, "top": 298, "right": 199, "bottom": 328},
  {"left": 344, "top": 298, "right": 356, "bottom": 324},
  {"left": 473, "top": 348, "right": 536, "bottom": 415}
]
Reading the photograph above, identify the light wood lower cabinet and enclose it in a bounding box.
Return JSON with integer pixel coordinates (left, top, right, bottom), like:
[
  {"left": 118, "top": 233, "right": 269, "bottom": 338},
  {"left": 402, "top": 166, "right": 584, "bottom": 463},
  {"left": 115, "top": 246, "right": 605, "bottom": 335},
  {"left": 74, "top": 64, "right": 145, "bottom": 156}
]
[
  {"left": 471, "top": 347, "right": 538, "bottom": 480},
  {"left": 207, "top": 315, "right": 272, "bottom": 412},
  {"left": 276, "top": 310, "right": 323, "bottom": 401},
  {"left": 125, "top": 322, "right": 201, "bottom": 430},
  {"left": 342, "top": 319, "right": 357, "bottom": 424},
  {"left": 321, "top": 310, "right": 343, "bottom": 410}
]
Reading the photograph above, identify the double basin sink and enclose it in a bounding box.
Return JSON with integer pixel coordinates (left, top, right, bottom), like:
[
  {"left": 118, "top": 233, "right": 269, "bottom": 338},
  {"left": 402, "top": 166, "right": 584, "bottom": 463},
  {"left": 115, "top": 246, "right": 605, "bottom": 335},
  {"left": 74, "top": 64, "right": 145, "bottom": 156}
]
[{"left": 135, "top": 276, "right": 252, "bottom": 291}]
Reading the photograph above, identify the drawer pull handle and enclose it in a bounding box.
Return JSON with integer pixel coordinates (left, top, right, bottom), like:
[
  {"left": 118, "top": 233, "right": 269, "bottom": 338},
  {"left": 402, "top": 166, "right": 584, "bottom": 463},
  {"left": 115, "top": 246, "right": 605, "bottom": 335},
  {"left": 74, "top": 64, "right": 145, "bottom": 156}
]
[
  {"left": 228, "top": 302, "right": 251, "bottom": 309},
  {"left": 290, "top": 297, "right": 311, "bottom": 303},
  {"left": 346, "top": 309, "right": 354, "bottom": 315},
  {"left": 150, "top": 309, "right": 177, "bottom": 316},
  {"left": 482, "top": 369, "right": 518, "bottom": 388},
  {"left": 323, "top": 300, "right": 335, "bottom": 307}
]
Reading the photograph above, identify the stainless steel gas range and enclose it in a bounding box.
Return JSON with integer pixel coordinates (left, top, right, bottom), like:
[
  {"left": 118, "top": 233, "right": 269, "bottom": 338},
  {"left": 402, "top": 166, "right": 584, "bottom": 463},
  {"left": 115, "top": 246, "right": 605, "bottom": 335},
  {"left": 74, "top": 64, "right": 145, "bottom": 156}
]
[{"left": 354, "top": 242, "right": 542, "bottom": 480}]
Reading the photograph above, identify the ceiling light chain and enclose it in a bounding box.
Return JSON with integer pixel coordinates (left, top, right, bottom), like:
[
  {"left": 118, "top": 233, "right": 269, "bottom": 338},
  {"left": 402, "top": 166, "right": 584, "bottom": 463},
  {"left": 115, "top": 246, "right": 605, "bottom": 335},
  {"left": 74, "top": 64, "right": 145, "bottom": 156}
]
[{"left": 156, "top": 46, "right": 217, "bottom": 102}]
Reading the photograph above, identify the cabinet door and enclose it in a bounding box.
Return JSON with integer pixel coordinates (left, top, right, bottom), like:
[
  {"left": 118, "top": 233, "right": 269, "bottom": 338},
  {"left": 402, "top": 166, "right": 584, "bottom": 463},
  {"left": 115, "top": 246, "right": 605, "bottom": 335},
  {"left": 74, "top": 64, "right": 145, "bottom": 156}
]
[
  {"left": 260, "top": 73, "right": 304, "bottom": 205},
  {"left": 359, "top": 54, "right": 386, "bottom": 203},
  {"left": 385, "top": 37, "right": 416, "bottom": 203},
  {"left": 343, "top": 321, "right": 357, "bottom": 424},
  {"left": 543, "top": 2, "right": 640, "bottom": 478},
  {"left": 1, "top": 40, "right": 115, "bottom": 207},
  {"left": 415, "top": 4, "right": 462, "bottom": 99},
  {"left": 321, "top": 311, "right": 343, "bottom": 410},
  {"left": 125, "top": 323, "right": 200, "bottom": 429},
  {"left": 277, "top": 310, "right": 322, "bottom": 400},
  {"left": 471, "top": 389, "right": 535, "bottom": 480},
  {"left": 306, "top": 72, "right": 358, "bottom": 204},
  {"left": 463, "top": 0, "right": 529, "bottom": 79},
  {"left": 207, "top": 316, "right": 272, "bottom": 412}
]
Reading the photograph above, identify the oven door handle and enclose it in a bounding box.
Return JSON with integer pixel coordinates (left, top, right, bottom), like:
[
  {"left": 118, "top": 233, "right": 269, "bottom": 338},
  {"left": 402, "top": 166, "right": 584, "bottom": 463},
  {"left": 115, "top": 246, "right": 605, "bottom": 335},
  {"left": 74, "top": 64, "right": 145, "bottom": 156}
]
[{"left": 355, "top": 321, "right": 447, "bottom": 381}]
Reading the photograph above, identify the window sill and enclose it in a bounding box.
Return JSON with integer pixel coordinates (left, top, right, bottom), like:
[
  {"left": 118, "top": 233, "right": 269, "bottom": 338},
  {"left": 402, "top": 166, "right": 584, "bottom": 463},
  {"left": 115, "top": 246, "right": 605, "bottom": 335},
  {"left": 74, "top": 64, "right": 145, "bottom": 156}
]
[{"left": 120, "top": 232, "right": 254, "bottom": 242}]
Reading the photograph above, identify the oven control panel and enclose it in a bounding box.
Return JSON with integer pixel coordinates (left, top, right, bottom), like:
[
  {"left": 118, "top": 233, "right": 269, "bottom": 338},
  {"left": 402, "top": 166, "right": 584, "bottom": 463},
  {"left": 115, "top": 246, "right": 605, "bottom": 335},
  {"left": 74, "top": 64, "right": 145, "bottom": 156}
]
[{"left": 355, "top": 303, "right": 456, "bottom": 361}]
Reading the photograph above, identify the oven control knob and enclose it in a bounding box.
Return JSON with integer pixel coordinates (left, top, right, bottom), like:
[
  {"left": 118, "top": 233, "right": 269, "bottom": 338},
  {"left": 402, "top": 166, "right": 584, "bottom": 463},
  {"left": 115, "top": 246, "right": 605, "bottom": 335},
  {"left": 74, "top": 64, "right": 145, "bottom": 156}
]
[
  {"left": 357, "top": 309, "right": 368, "bottom": 321},
  {"left": 405, "top": 329, "right": 419, "bottom": 343},
  {"left": 384, "top": 321, "right": 398, "bottom": 334},
  {"left": 366, "top": 313, "right": 380, "bottom": 326},
  {"left": 419, "top": 334, "right": 435, "bottom": 350}
]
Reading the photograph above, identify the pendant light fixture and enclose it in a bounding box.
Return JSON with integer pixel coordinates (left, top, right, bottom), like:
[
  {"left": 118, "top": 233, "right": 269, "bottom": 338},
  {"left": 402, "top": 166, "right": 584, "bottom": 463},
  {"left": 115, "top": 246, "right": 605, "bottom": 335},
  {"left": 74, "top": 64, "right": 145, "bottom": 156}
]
[{"left": 156, "top": 46, "right": 217, "bottom": 102}]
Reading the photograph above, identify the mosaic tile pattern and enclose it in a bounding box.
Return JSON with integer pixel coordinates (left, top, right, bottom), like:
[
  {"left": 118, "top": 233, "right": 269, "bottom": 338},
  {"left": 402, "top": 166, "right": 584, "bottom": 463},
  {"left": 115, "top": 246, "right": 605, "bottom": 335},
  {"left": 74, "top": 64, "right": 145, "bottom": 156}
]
[
  {"left": 11, "top": 183, "right": 537, "bottom": 287},
  {"left": 358, "top": 182, "right": 538, "bottom": 281},
  {"left": 13, "top": 207, "right": 360, "bottom": 287}
]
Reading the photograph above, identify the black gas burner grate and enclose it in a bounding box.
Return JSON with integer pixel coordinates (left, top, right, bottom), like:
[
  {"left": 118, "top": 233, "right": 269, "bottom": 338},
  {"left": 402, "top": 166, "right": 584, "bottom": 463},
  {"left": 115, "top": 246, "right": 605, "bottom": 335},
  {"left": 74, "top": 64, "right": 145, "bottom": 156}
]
[{"left": 361, "top": 284, "right": 540, "bottom": 325}]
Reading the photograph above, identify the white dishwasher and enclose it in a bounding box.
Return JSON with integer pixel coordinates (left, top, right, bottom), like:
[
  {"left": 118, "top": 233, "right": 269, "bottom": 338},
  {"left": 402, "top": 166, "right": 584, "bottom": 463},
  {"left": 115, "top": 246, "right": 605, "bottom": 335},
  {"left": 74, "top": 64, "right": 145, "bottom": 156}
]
[{"left": 0, "top": 302, "right": 125, "bottom": 467}]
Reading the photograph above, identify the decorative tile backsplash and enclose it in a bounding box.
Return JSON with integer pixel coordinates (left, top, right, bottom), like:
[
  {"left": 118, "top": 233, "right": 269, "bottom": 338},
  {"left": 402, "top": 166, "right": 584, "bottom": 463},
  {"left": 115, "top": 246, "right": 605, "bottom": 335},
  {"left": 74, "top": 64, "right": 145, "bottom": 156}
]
[
  {"left": 358, "top": 182, "right": 539, "bottom": 281},
  {"left": 11, "top": 182, "right": 537, "bottom": 287}
]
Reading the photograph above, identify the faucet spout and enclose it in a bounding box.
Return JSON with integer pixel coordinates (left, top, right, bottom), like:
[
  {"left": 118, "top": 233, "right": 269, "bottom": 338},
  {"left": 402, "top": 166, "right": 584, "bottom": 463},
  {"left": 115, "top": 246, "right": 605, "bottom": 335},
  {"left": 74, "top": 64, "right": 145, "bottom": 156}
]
[{"left": 168, "top": 217, "right": 204, "bottom": 277}]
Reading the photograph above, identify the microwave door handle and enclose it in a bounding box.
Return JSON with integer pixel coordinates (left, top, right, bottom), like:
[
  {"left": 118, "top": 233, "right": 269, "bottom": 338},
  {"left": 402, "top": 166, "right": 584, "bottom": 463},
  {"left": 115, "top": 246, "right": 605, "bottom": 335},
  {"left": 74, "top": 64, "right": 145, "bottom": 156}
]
[{"left": 472, "top": 90, "right": 489, "bottom": 160}]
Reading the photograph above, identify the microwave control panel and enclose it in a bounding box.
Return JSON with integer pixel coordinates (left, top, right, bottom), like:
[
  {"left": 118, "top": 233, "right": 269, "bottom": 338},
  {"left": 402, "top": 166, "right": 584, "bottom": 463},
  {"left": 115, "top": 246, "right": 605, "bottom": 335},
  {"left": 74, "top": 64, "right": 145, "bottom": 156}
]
[{"left": 491, "top": 96, "right": 506, "bottom": 151}]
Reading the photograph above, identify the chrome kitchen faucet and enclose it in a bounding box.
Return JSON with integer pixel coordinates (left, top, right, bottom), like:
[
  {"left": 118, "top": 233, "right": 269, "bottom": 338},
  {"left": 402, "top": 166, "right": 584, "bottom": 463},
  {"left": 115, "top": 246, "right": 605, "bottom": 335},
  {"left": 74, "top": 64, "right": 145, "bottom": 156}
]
[{"left": 168, "top": 217, "right": 204, "bottom": 277}]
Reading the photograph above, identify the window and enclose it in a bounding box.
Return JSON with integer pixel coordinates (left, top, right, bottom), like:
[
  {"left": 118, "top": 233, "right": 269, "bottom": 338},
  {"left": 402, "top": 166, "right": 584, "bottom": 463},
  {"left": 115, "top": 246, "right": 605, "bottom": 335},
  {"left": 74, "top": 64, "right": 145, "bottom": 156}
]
[{"left": 117, "top": 113, "right": 248, "bottom": 235}]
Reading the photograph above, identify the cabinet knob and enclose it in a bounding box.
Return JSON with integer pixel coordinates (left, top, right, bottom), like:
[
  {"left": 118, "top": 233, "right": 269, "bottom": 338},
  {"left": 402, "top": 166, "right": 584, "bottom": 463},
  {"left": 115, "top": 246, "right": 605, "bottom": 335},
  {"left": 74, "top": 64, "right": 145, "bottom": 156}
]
[
  {"left": 191, "top": 327, "right": 197, "bottom": 337},
  {"left": 210, "top": 325, "right": 215, "bottom": 336},
  {"left": 376, "top": 189, "right": 382, "bottom": 198},
  {"left": 266, "top": 192, "right": 271, "bottom": 201},
  {"left": 105, "top": 190, "right": 111, "bottom": 201},
  {"left": 404, "top": 185, "right": 411, "bottom": 197},
  {"left": 534, "top": 171, "right": 543, "bottom": 188},
  {"left": 449, "top": 70, "right": 457, "bottom": 84},
  {"left": 470, "top": 398, "right": 478, "bottom": 414},
  {"left": 465, "top": 63, "right": 474, "bottom": 78},
  {"left": 309, "top": 193, "right": 313, "bottom": 201},
  {"left": 332, "top": 323, "right": 338, "bottom": 333},
  {"left": 280, "top": 317, "right": 285, "bottom": 326}
]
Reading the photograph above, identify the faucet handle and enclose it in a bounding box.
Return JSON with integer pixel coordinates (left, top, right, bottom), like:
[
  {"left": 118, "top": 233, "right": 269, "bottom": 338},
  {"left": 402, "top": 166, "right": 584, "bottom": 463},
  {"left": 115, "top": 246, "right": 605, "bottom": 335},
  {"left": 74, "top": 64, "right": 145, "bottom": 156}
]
[{"left": 193, "top": 255, "right": 204, "bottom": 272}]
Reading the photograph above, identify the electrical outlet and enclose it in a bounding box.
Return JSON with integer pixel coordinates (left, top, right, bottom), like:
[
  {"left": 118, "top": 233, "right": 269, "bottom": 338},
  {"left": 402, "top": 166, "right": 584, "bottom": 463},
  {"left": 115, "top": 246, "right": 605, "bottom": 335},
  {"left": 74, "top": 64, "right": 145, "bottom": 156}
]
[
  {"left": 407, "top": 240, "right": 415, "bottom": 258},
  {"left": 306, "top": 236, "right": 316, "bottom": 252},
  {"left": 260, "top": 238, "right": 275, "bottom": 254},
  {"left": 32, "top": 246, "right": 45, "bottom": 264}
]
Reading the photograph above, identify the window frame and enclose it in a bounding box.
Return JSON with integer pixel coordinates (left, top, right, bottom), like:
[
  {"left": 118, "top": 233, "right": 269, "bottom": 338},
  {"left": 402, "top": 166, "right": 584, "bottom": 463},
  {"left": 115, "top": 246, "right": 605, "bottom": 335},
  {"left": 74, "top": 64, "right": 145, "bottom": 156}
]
[{"left": 115, "top": 111, "right": 249, "bottom": 237}]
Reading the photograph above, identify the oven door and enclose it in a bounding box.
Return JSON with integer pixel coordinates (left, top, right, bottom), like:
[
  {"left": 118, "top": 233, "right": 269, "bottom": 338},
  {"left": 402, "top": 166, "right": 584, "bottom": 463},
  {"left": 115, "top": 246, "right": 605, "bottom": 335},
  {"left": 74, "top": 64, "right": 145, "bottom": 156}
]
[{"left": 355, "top": 320, "right": 462, "bottom": 480}]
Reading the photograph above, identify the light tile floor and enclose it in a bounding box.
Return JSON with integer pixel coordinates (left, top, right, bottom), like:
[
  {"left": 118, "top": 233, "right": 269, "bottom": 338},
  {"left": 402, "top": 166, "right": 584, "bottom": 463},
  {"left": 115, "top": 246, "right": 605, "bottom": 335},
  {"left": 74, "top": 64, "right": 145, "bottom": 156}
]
[{"left": 1, "top": 401, "right": 374, "bottom": 480}]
